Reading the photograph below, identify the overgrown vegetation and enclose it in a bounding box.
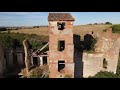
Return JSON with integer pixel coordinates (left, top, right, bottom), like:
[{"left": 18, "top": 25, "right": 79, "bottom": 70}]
[
  {"left": 112, "top": 24, "right": 120, "bottom": 34},
  {"left": 29, "top": 67, "right": 43, "bottom": 78},
  {"left": 84, "top": 37, "right": 98, "bottom": 53},
  {"left": 29, "top": 65, "right": 49, "bottom": 78},
  {"left": 103, "top": 29, "right": 107, "bottom": 32},
  {"left": 0, "top": 32, "right": 49, "bottom": 50},
  {"left": 88, "top": 71, "right": 118, "bottom": 78},
  {"left": 64, "top": 74, "right": 72, "bottom": 78}
]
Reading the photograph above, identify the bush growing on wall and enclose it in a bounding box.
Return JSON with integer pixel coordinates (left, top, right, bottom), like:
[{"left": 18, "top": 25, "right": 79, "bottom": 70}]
[
  {"left": 88, "top": 71, "right": 118, "bottom": 78},
  {"left": 84, "top": 37, "right": 98, "bottom": 53},
  {"left": 112, "top": 24, "right": 120, "bottom": 34}
]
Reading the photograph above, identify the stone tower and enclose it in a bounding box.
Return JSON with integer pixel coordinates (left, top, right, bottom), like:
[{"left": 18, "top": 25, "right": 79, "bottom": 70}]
[{"left": 48, "top": 13, "right": 75, "bottom": 78}]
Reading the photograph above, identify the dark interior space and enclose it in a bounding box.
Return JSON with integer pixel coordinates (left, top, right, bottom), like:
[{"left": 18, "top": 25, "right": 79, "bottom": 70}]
[
  {"left": 13, "top": 53, "right": 18, "bottom": 65},
  {"left": 33, "top": 57, "right": 39, "bottom": 66},
  {"left": 58, "top": 60, "right": 65, "bottom": 72},
  {"left": 103, "top": 58, "right": 107, "bottom": 69},
  {"left": 43, "top": 56, "right": 47, "bottom": 65},
  {"left": 84, "top": 34, "right": 95, "bottom": 50},
  {"left": 57, "top": 22, "right": 65, "bottom": 30},
  {"left": 92, "top": 31, "right": 94, "bottom": 34},
  {"left": 58, "top": 40, "right": 65, "bottom": 51}
]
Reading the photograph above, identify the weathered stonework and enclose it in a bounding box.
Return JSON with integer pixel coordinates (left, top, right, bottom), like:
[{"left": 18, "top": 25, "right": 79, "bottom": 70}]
[
  {"left": 48, "top": 13, "right": 75, "bottom": 78},
  {"left": 0, "top": 44, "right": 6, "bottom": 77},
  {"left": 23, "top": 40, "right": 31, "bottom": 75},
  {"left": 83, "top": 28, "right": 120, "bottom": 77}
]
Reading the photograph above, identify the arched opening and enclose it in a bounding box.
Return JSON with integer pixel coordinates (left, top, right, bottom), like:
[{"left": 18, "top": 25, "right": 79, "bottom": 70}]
[
  {"left": 103, "top": 58, "right": 107, "bottom": 69},
  {"left": 92, "top": 31, "right": 93, "bottom": 34}
]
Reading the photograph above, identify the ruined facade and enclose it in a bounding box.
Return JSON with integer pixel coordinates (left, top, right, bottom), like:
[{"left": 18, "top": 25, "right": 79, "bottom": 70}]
[
  {"left": 48, "top": 13, "right": 75, "bottom": 78},
  {"left": 83, "top": 28, "right": 120, "bottom": 77},
  {"left": 5, "top": 47, "right": 24, "bottom": 70},
  {"left": 0, "top": 13, "right": 120, "bottom": 78},
  {"left": 0, "top": 44, "right": 6, "bottom": 77}
]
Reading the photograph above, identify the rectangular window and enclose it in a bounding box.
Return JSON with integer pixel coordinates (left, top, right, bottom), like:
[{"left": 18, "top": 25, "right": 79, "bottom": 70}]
[
  {"left": 57, "top": 22, "right": 65, "bottom": 30},
  {"left": 58, "top": 60, "right": 65, "bottom": 72},
  {"left": 43, "top": 56, "right": 47, "bottom": 65},
  {"left": 58, "top": 40, "right": 65, "bottom": 51}
]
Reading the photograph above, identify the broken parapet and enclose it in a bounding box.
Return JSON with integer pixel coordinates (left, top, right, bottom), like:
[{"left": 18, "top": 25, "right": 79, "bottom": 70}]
[{"left": 23, "top": 39, "right": 31, "bottom": 75}]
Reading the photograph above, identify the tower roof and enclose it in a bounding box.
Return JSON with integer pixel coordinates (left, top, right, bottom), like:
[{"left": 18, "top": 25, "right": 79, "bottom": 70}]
[{"left": 48, "top": 13, "right": 75, "bottom": 21}]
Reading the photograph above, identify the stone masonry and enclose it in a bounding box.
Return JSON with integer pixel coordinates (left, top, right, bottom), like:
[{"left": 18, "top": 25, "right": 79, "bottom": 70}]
[
  {"left": 48, "top": 13, "right": 75, "bottom": 78},
  {"left": 83, "top": 28, "right": 120, "bottom": 77}
]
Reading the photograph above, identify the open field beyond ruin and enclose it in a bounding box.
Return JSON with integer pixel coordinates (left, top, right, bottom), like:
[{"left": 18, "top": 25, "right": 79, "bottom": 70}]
[{"left": 2, "top": 25, "right": 112, "bottom": 37}]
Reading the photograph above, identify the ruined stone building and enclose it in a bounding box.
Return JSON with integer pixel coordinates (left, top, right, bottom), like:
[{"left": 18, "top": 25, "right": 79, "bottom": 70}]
[
  {"left": 48, "top": 13, "right": 75, "bottom": 78},
  {"left": 47, "top": 13, "right": 120, "bottom": 78},
  {"left": 0, "top": 13, "right": 120, "bottom": 78},
  {"left": 82, "top": 28, "right": 120, "bottom": 77}
]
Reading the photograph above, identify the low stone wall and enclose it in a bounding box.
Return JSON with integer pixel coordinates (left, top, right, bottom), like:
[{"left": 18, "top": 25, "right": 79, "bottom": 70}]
[
  {"left": 83, "top": 50, "right": 119, "bottom": 77},
  {"left": 83, "top": 53, "right": 104, "bottom": 77}
]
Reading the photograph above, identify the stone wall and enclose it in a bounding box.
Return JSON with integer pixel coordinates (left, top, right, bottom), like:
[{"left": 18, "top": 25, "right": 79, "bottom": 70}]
[
  {"left": 83, "top": 28, "right": 120, "bottom": 77},
  {"left": 0, "top": 44, "right": 6, "bottom": 77},
  {"left": 49, "top": 21, "right": 74, "bottom": 78},
  {"left": 83, "top": 53, "right": 104, "bottom": 77}
]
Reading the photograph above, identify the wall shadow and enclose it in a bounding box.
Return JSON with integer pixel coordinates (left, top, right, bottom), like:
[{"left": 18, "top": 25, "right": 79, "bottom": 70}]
[
  {"left": 73, "top": 34, "right": 83, "bottom": 78},
  {"left": 73, "top": 34, "right": 95, "bottom": 78},
  {"left": 84, "top": 34, "right": 95, "bottom": 50}
]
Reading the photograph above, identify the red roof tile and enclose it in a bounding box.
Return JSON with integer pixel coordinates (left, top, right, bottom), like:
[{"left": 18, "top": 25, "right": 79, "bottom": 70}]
[{"left": 48, "top": 13, "right": 75, "bottom": 21}]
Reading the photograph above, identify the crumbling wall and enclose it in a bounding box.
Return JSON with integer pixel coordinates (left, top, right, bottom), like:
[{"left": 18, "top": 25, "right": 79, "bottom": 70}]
[
  {"left": 0, "top": 44, "right": 6, "bottom": 77},
  {"left": 83, "top": 53, "right": 104, "bottom": 77},
  {"left": 5, "top": 48, "right": 14, "bottom": 69},
  {"left": 95, "top": 28, "right": 120, "bottom": 53},
  {"left": 104, "top": 38, "right": 120, "bottom": 73},
  {"left": 23, "top": 40, "right": 31, "bottom": 75},
  {"left": 16, "top": 48, "right": 24, "bottom": 67},
  {"left": 83, "top": 33, "right": 120, "bottom": 77}
]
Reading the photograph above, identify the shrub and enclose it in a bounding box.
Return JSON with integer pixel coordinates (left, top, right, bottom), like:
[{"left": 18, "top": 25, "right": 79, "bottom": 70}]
[
  {"left": 112, "top": 24, "right": 120, "bottom": 34},
  {"left": 103, "top": 29, "right": 107, "bottom": 32},
  {"left": 29, "top": 67, "right": 43, "bottom": 78},
  {"left": 64, "top": 74, "right": 72, "bottom": 78},
  {"left": 84, "top": 37, "right": 98, "bottom": 53},
  {"left": 105, "top": 22, "right": 112, "bottom": 25},
  {"left": 88, "top": 71, "right": 118, "bottom": 78}
]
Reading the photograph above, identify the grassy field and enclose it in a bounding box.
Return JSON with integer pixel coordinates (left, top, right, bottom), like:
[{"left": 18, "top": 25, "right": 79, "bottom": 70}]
[{"left": 3, "top": 25, "right": 111, "bottom": 37}]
